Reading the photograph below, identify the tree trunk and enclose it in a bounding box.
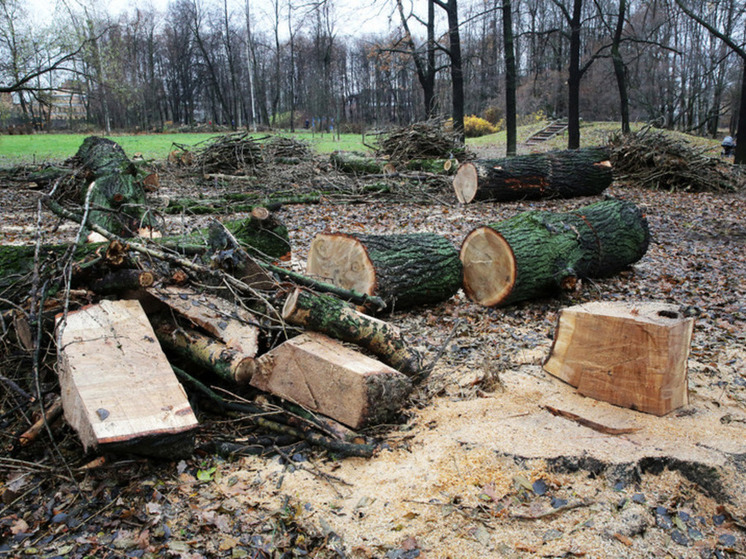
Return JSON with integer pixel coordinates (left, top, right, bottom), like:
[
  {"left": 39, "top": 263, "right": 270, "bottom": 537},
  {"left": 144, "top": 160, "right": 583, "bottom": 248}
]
[
  {"left": 307, "top": 232, "right": 462, "bottom": 310},
  {"left": 453, "top": 147, "right": 612, "bottom": 203},
  {"left": 282, "top": 288, "right": 423, "bottom": 378},
  {"left": 330, "top": 151, "right": 388, "bottom": 175},
  {"left": 75, "top": 136, "right": 151, "bottom": 237},
  {"left": 459, "top": 198, "right": 649, "bottom": 307},
  {"left": 611, "top": 0, "right": 630, "bottom": 134},
  {"left": 736, "top": 62, "right": 746, "bottom": 165},
  {"left": 502, "top": 0, "right": 518, "bottom": 156},
  {"left": 567, "top": 0, "right": 583, "bottom": 149}
]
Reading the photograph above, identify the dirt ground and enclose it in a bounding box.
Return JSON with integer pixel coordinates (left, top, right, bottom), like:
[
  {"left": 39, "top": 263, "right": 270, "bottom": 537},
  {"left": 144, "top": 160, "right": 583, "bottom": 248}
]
[{"left": 0, "top": 151, "right": 745, "bottom": 558}]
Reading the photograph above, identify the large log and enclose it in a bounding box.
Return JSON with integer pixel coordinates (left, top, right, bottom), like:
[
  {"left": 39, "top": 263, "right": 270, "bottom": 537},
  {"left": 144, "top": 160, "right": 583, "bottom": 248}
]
[
  {"left": 56, "top": 300, "right": 199, "bottom": 457},
  {"left": 250, "top": 332, "right": 412, "bottom": 429},
  {"left": 307, "top": 232, "right": 462, "bottom": 310},
  {"left": 330, "top": 151, "right": 390, "bottom": 175},
  {"left": 75, "top": 136, "right": 152, "bottom": 236},
  {"left": 282, "top": 288, "right": 423, "bottom": 378},
  {"left": 543, "top": 301, "right": 693, "bottom": 415},
  {"left": 453, "top": 147, "right": 612, "bottom": 203},
  {"left": 459, "top": 198, "right": 649, "bottom": 307}
]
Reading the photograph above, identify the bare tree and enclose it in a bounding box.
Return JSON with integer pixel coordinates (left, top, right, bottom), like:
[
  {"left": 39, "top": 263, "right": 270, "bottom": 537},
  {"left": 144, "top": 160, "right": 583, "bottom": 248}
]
[{"left": 674, "top": 0, "right": 746, "bottom": 163}]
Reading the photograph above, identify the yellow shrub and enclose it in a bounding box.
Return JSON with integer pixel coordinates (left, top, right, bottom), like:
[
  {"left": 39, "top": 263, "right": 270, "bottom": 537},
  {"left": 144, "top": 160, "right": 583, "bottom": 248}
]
[{"left": 464, "top": 115, "right": 497, "bottom": 137}]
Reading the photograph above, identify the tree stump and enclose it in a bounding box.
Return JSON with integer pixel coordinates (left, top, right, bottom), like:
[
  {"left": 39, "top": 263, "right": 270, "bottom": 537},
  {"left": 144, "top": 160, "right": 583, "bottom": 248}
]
[
  {"left": 75, "top": 136, "right": 152, "bottom": 236},
  {"left": 307, "top": 232, "right": 462, "bottom": 310},
  {"left": 543, "top": 301, "right": 693, "bottom": 415},
  {"left": 459, "top": 198, "right": 649, "bottom": 307},
  {"left": 453, "top": 147, "right": 612, "bottom": 203}
]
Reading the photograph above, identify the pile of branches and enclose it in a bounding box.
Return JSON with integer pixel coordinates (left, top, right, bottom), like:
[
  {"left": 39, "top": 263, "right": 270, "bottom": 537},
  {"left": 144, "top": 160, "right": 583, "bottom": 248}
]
[
  {"left": 189, "top": 133, "right": 265, "bottom": 174},
  {"left": 608, "top": 129, "right": 739, "bottom": 193},
  {"left": 373, "top": 119, "right": 466, "bottom": 163},
  {"left": 262, "top": 136, "right": 312, "bottom": 163}
]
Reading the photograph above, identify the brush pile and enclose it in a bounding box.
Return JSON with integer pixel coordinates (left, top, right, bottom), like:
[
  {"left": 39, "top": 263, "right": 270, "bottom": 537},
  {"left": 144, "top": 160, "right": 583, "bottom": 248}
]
[
  {"left": 374, "top": 119, "right": 466, "bottom": 164},
  {"left": 189, "top": 133, "right": 265, "bottom": 174},
  {"left": 262, "top": 136, "right": 312, "bottom": 163},
  {"left": 608, "top": 129, "right": 739, "bottom": 193}
]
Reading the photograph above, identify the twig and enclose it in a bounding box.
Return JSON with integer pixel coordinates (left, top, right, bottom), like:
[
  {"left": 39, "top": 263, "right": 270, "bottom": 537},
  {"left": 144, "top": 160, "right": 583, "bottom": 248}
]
[
  {"left": 542, "top": 405, "right": 641, "bottom": 435},
  {"left": 511, "top": 499, "right": 593, "bottom": 519}
]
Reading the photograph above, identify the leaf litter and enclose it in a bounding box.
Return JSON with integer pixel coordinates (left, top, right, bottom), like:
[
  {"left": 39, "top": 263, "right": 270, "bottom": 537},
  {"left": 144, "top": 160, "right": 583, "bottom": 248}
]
[{"left": 0, "top": 147, "right": 744, "bottom": 558}]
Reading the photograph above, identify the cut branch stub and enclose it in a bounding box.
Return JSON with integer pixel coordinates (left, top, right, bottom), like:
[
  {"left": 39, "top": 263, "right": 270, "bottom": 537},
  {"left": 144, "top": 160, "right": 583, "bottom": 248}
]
[
  {"left": 460, "top": 198, "right": 649, "bottom": 307},
  {"left": 453, "top": 147, "right": 612, "bottom": 203},
  {"left": 282, "top": 288, "right": 423, "bottom": 378},
  {"left": 307, "top": 232, "right": 462, "bottom": 310}
]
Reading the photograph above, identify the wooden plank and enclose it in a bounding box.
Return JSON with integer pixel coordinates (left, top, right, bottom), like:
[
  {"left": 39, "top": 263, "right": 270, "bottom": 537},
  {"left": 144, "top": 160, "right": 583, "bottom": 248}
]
[
  {"left": 543, "top": 301, "right": 693, "bottom": 416},
  {"left": 146, "top": 285, "right": 259, "bottom": 359},
  {"left": 56, "top": 299, "right": 199, "bottom": 457},
  {"left": 250, "top": 332, "right": 412, "bottom": 429}
]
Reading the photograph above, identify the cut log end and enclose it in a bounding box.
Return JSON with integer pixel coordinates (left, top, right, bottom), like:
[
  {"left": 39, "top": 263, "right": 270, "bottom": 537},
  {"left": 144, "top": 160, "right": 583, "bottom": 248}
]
[
  {"left": 307, "top": 234, "right": 376, "bottom": 297},
  {"left": 453, "top": 162, "right": 478, "bottom": 204},
  {"left": 460, "top": 227, "right": 516, "bottom": 307}
]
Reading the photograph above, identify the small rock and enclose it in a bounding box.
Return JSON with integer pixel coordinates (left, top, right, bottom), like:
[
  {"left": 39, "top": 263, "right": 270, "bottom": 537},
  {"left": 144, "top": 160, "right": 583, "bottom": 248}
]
[
  {"left": 632, "top": 493, "right": 646, "bottom": 504},
  {"left": 713, "top": 514, "right": 726, "bottom": 526}
]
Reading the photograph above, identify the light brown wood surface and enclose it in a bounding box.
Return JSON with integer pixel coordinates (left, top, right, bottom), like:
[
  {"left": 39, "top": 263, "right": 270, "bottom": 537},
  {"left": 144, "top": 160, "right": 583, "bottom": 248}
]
[
  {"left": 56, "top": 299, "right": 198, "bottom": 453},
  {"left": 147, "top": 285, "right": 259, "bottom": 358},
  {"left": 544, "top": 301, "right": 693, "bottom": 415},
  {"left": 250, "top": 332, "right": 412, "bottom": 429},
  {"left": 307, "top": 233, "right": 376, "bottom": 297}
]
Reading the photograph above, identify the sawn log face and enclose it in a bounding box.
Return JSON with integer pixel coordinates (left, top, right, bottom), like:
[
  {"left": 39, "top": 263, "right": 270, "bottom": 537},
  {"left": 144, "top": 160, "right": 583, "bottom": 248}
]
[{"left": 307, "top": 232, "right": 462, "bottom": 310}]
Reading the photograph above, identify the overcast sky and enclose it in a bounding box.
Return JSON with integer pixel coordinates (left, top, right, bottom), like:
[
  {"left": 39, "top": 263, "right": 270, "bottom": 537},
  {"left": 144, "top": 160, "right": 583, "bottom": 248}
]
[{"left": 27, "top": 0, "right": 399, "bottom": 38}]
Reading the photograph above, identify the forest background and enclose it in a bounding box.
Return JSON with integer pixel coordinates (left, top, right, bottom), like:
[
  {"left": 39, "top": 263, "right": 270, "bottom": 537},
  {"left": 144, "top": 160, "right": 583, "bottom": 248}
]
[{"left": 1, "top": 0, "right": 744, "bottom": 157}]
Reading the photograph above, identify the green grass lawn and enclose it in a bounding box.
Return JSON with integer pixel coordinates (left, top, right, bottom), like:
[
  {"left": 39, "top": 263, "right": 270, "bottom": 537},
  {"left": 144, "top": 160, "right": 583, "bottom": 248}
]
[
  {"left": 0, "top": 130, "right": 368, "bottom": 165},
  {"left": 0, "top": 123, "right": 725, "bottom": 165}
]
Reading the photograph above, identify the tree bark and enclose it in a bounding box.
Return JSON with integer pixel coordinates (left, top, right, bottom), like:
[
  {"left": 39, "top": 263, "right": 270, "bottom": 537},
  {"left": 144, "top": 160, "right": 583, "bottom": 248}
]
[
  {"left": 307, "top": 232, "right": 462, "bottom": 310},
  {"left": 459, "top": 198, "right": 649, "bottom": 307},
  {"left": 502, "top": 0, "right": 518, "bottom": 156},
  {"left": 282, "top": 288, "right": 423, "bottom": 378},
  {"left": 330, "top": 151, "right": 388, "bottom": 175},
  {"left": 453, "top": 147, "right": 612, "bottom": 203},
  {"left": 611, "top": 0, "right": 630, "bottom": 134},
  {"left": 75, "top": 136, "right": 151, "bottom": 237}
]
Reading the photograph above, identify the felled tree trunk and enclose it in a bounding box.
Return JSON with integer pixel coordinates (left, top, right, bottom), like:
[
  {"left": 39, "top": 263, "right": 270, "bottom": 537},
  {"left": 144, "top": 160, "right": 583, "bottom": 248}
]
[
  {"left": 460, "top": 198, "right": 649, "bottom": 307},
  {"left": 307, "top": 232, "right": 462, "bottom": 310},
  {"left": 75, "top": 136, "right": 151, "bottom": 236},
  {"left": 453, "top": 147, "right": 612, "bottom": 203},
  {"left": 404, "top": 158, "right": 457, "bottom": 174},
  {"left": 330, "top": 151, "right": 391, "bottom": 175},
  {"left": 282, "top": 288, "right": 423, "bottom": 378},
  {"left": 219, "top": 208, "right": 291, "bottom": 261}
]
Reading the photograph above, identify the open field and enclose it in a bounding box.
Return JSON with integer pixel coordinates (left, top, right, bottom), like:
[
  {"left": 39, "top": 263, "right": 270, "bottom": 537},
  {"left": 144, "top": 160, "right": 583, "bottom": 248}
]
[
  {"left": 0, "top": 122, "right": 726, "bottom": 166},
  {"left": 0, "top": 130, "right": 367, "bottom": 165}
]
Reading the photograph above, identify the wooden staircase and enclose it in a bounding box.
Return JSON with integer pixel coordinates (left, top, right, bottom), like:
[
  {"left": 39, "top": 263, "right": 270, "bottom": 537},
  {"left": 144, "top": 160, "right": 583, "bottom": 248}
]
[{"left": 525, "top": 119, "right": 568, "bottom": 145}]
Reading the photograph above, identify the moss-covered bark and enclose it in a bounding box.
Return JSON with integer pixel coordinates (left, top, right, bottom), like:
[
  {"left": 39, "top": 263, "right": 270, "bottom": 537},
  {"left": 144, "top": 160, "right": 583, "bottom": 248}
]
[
  {"left": 330, "top": 151, "right": 386, "bottom": 175},
  {"left": 282, "top": 288, "right": 423, "bottom": 378},
  {"left": 454, "top": 147, "right": 612, "bottom": 203},
  {"left": 460, "top": 197, "right": 649, "bottom": 307},
  {"left": 75, "top": 136, "right": 151, "bottom": 236},
  {"left": 351, "top": 233, "right": 462, "bottom": 310}
]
